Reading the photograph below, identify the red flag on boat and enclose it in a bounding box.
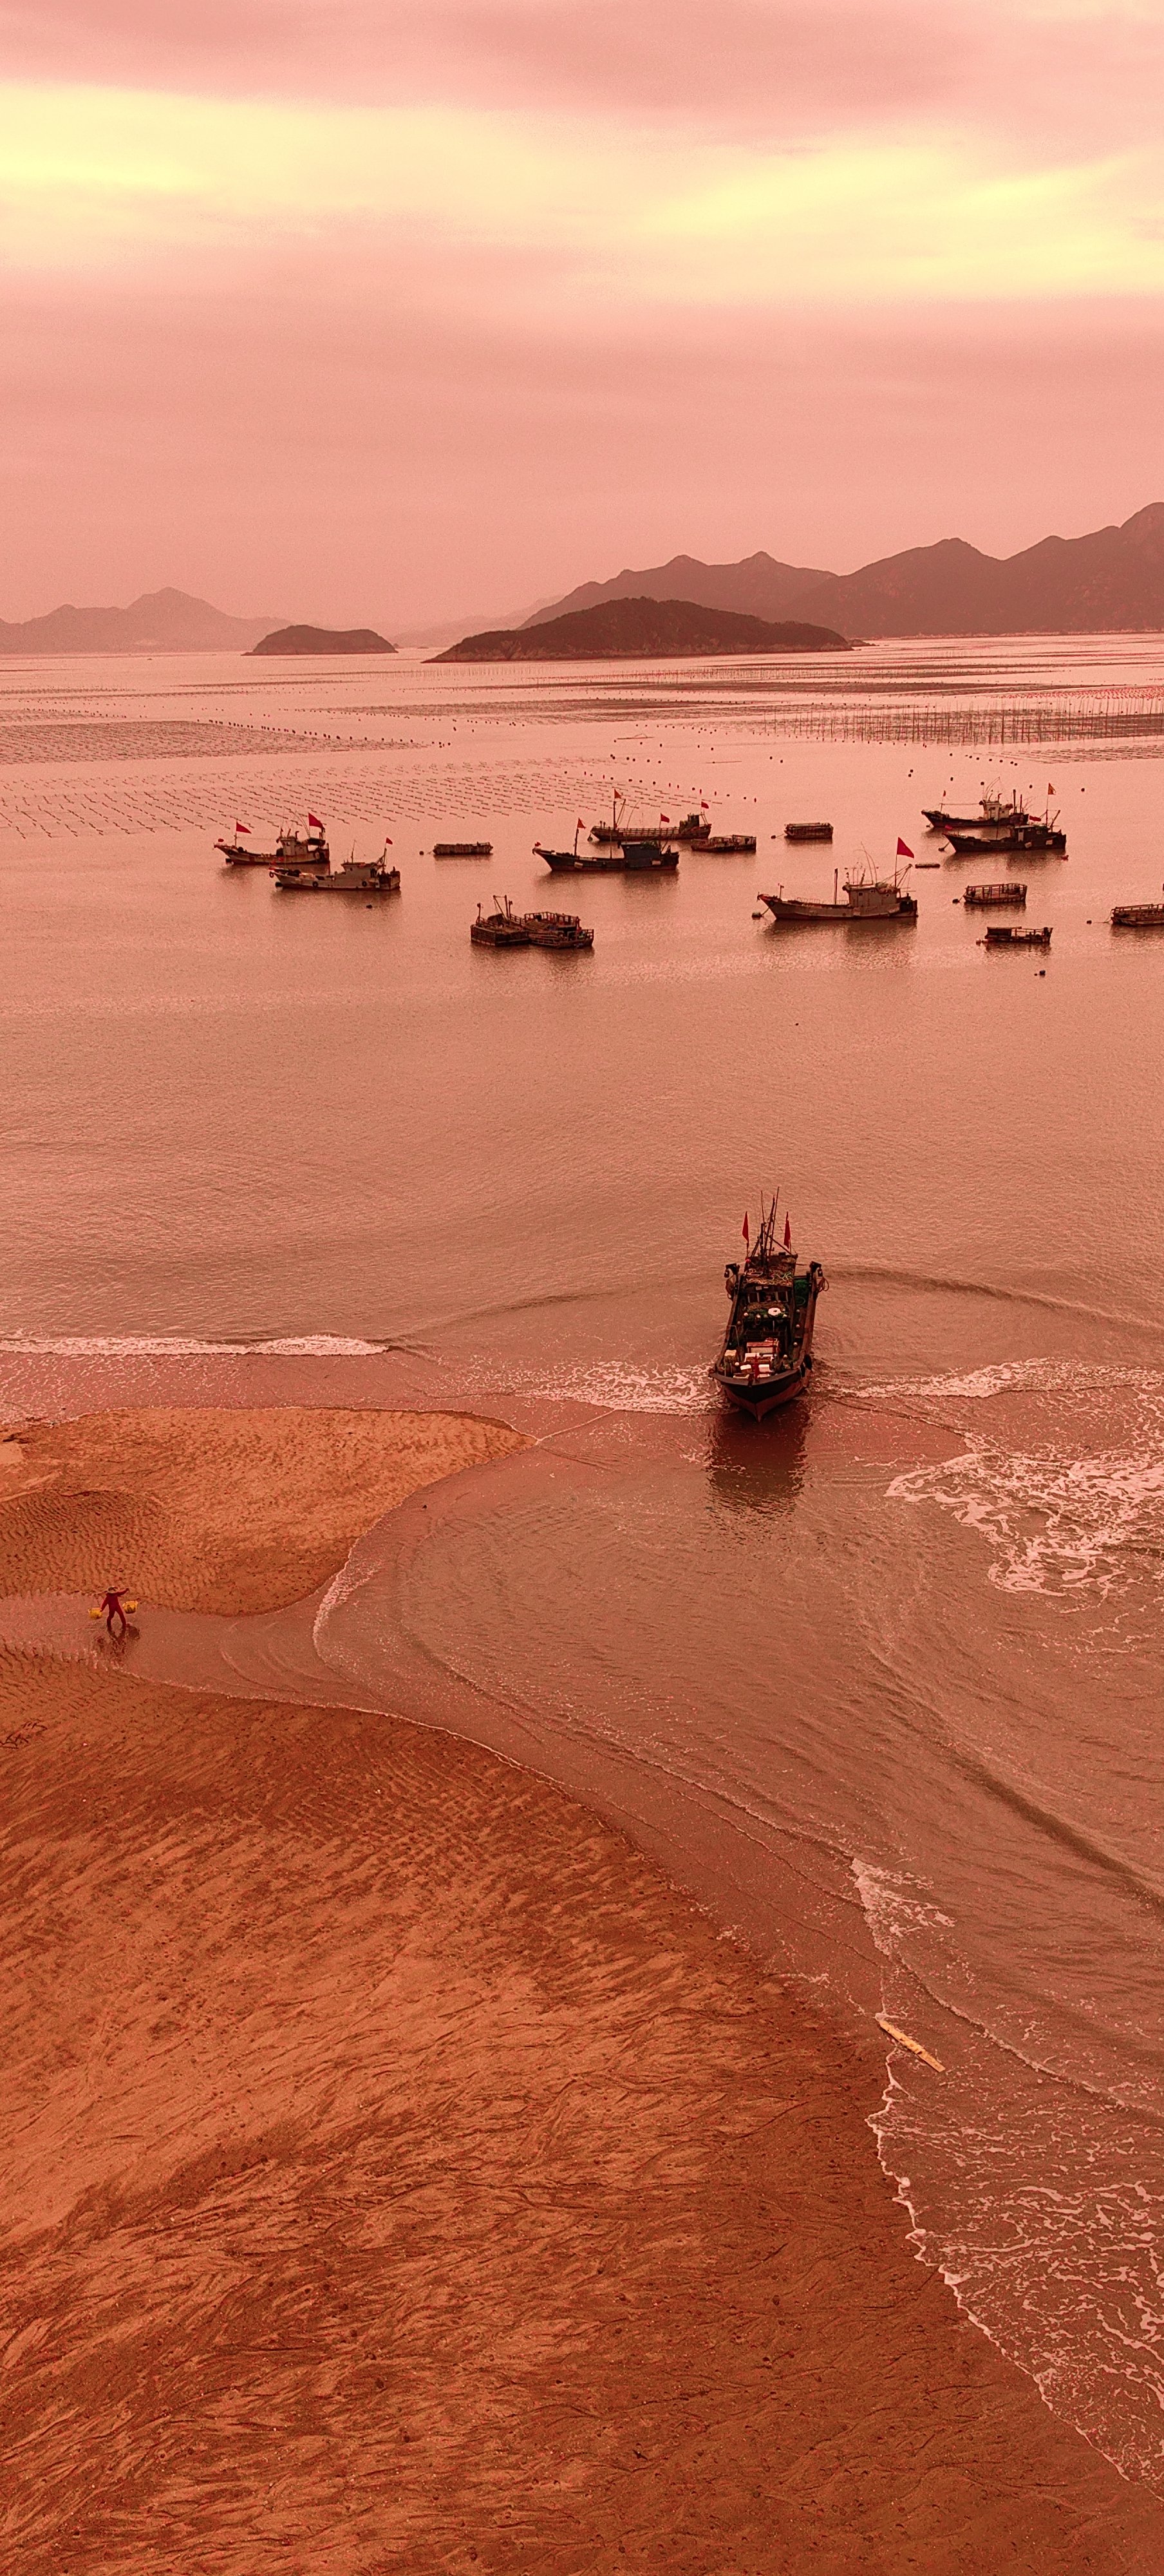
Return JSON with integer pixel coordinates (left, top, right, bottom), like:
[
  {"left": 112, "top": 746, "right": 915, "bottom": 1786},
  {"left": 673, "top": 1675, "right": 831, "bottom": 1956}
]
[
  {"left": 897, "top": 837, "right": 914, "bottom": 858},
  {"left": 742, "top": 1213, "right": 749, "bottom": 1244},
  {"left": 382, "top": 835, "right": 393, "bottom": 846},
  {"left": 784, "top": 1213, "right": 792, "bottom": 1247},
  {"left": 700, "top": 799, "right": 709, "bottom": 812},
  {"left": 660, "top": 813, "right": 670, "bottom": 825},
  {"left": 1047, "top": 782, "right": 1055, "bottom": 795},
  {"left": 234, "top": 821, "right": 250, "bottom": 835},
  {"left": 308, "top": 812, "right": 323, "bottom": 829}
]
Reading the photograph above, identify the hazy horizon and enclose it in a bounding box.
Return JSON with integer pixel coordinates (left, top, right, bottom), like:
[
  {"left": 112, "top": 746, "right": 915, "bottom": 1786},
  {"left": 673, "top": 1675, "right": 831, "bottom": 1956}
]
[{"left": 5, "top": 1, "right": 1164, "bottom": 628}]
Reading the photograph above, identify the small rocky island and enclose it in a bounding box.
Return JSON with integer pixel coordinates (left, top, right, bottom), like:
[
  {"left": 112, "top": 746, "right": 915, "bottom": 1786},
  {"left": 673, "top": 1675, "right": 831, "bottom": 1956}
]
[
  {"left": 433, "top": 595, "right": 850, "bottom": 661},
  {"left": 249, "top": 625, "right": 397, "bottom": 656}
]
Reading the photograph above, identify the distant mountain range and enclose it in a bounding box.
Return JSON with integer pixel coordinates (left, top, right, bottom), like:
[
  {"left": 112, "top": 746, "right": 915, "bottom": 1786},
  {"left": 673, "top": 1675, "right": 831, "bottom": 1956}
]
[
  {"left": 435, "top": 598, "right": 848, "bottom": 663},
  {"left": 0, "top": 588, "right": 282, "bottom": 654},
  {"left": 250, "top": 625, "right": 396, "bottom": 656},
  {"left": 526, "top": 505, "right": 1164, "bottom": 638}
]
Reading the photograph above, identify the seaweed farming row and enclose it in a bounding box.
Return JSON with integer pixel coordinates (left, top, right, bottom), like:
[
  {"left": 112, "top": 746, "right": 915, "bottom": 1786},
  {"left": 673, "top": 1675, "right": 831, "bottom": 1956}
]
[
  {"left": 768, "top": 691, "right": 1164, "bottom": 748},
  {"left": 0, "top": 753, "right": 621, "bottom": 837}
]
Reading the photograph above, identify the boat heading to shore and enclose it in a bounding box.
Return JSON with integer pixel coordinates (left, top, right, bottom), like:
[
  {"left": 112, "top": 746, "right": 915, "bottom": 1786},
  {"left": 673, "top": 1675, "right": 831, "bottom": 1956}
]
[
  {"left": 712, "top": 1200, "right": 826, "bottom": 1420},
  {"left": 784, "top": 822, "right": 834, "bottom": 842},
  {"left": 983, "top": 923, "right": 1051, "bottom": 947},
  {"left": 964, "top": 882, "right": 1027, "bottom": 907},
  {"left": 434, "top": 840, "right": 492, "bottom": 858}
]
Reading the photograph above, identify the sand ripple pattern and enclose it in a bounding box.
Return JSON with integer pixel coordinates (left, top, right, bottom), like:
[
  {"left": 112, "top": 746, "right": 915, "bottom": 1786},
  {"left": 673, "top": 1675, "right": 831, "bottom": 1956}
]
[
  {"left": 0, "top": 1409, "right": 523, "bottom": 1612},
  {"left": 4, "top": 1641, "right": 1156, "bottom": 2574}
]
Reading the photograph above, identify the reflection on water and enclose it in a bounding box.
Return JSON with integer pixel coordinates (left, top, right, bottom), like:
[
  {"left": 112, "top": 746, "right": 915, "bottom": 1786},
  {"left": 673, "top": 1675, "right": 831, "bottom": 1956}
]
[{"left": 702, "top": 1405, "right": 809, "bottom": 1517}]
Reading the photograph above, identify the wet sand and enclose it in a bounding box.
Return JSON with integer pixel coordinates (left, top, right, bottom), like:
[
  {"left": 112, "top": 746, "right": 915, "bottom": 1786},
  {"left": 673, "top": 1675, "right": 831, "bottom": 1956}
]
[{"left": 3, "top": 1408, "right": 1162, "bottom": 2571}]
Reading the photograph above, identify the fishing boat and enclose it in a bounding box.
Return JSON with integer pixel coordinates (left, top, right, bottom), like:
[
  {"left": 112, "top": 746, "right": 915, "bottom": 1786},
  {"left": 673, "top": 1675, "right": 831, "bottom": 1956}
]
[
  {"left": 520, "top": 911, "right": 594, "bottom": 950},
  {"left": 216, "top": 831, "right": 270, "bottom": 867},
  {"left": 784, "top": 822, "right": 834, "bottom": 842},
  {"left": 704, "top": 833, "right": 757, "bottom": 853},
  {"left": 760, "top": 860, "right": 917, "bottom": 923},
  {"left": 434, "top": 840, "right": 492, "bottom": 858},
  {"left": 946, "top": 817, "right": 1066, "bottom": 857},
  {"left": 964, "top": 882, "right": 1027, "bottom": 906},
  {"left": 274, "top": 844, "right": 399, "bottom": 894},
  {"left": 923, "top": 791, "right": 1029, "bottom": 832},
  {"left": 536, "top": 824, "right": 677, "bottom": 874},
  {"left": 216, "top": 820, "right": 331, "bottom": 868},
  {"left": 712, "top": 1200, "right": 826, "bottom": 1420},
  {"left": 590, "top": 793, "right": 708, "bottom": 846},
  {"left": 1112, "top": 888, "right": 1164, "bottom": 927},
  {"left": 471, "top": 895, "right": 530, "bottom": 946},
  {"left": 589, "top": 792, "right": 630, "bottom": 844},
  {"left": 983, "top": 923, "right": 1051, "bottom": 947}
]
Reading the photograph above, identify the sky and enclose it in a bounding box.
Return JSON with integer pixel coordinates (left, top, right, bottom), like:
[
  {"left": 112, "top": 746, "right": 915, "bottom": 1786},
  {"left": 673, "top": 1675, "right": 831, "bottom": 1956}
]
[{"left": 3, "top": 0, "right": 1164, "bottom": 628}]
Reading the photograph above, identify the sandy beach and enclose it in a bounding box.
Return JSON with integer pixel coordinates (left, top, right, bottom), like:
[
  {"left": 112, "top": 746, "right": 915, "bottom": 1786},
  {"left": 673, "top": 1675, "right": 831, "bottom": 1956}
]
[{"left": 3, "top": 1406, "right": 1162, "bottom": 2573}]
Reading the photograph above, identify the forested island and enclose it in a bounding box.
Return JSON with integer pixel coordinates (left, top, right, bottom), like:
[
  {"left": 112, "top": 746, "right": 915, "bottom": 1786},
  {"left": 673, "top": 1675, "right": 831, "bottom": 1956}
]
[
  {"left": 249, "top": 625, "right": 397, "bottom": 656},
  {"left": 434, "top": 596, "right": 850, "bottom": 661}
]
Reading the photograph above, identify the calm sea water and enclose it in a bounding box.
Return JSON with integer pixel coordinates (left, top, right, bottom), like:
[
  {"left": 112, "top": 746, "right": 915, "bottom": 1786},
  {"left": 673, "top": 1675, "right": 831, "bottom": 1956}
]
[{"left": 4, "top": 636, "right": 1164, "bottom": 2482}]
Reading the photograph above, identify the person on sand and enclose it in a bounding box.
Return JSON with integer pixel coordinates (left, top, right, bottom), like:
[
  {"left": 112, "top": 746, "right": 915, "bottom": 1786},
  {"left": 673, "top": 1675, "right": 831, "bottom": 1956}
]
[{"left": 99, "top": 1586, "right": 129, "bottom": 1639}]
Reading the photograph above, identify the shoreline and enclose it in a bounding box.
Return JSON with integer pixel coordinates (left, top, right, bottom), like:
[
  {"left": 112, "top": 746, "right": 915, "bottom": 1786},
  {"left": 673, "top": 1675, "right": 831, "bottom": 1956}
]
[{"left": 3, "top": 1403, "right": 1162, "bottom": 2570}]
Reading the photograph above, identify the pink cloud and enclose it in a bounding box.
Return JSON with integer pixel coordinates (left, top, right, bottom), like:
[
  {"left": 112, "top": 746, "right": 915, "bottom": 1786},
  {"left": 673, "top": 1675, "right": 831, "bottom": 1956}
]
[{"left": 6, "top": 1, "right": 1161, "bottom": 149}]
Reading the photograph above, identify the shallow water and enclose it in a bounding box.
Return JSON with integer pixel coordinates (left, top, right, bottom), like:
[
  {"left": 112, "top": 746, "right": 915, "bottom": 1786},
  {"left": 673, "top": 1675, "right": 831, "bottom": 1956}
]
[{"left": 3, "top": 634, "right": 1164, "bottom": 2482}]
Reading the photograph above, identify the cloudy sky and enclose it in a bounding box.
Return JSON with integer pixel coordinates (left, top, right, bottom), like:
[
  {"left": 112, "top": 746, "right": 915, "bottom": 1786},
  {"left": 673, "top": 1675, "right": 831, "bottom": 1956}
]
[{"left": 3, "top": 0, "right": 1164, "bottom": 625}]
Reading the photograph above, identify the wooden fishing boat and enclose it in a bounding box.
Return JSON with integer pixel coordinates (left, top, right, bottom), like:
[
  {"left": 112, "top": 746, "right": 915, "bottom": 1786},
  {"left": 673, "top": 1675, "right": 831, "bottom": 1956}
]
[
  {"left": 947, "top": 828, "right": 1066, "bottom": 857},
  {"left": 946, "top": 810, "right": 1065, "bottom": 857},
  {"left": 274, "top": 846, "right": 399, "bottom": 894},
  {"left": 761, "top": 860, "right": 916, "bottom": 923},
  {"left": 519, "top": 911, "right": 594, "bottom": 950},
  {"left": 588, "top": 797, "right": 708, "bottom": 845},
  {"left": 1112, "top": 888, "right": 1164, "bottom": 927},
  {"left": 217, "top": 821, "right": 330, "bottom": 869},
  {"left": 536, "top": 828, "right": 677, "bottom": 873},
  {"left": 964, "top": 882, "right": 1026, "bottom": 906},
  {"left": 471, "top": 895, "right": 529, "bottom": 946},
  {"left": 712, "top": 1200, "right": 826, "bottom": 1420},
  {"left": 923, "top": 791, "right": 1029, "bottom": 832},
  {"left": 983, "top": 923, "right": 1051, "bottom": 947},
  {"left": 784, "top": 822, "right": 833, "bottom": 842},
  {"left": 434, "top": 840, "right": 492, "bottom": 857},
  {"left": 704, "top": 833, "right": 757, "bottom": 853},
  {"left": 216, "top": 837, "right": 271, "bottom": 867}
]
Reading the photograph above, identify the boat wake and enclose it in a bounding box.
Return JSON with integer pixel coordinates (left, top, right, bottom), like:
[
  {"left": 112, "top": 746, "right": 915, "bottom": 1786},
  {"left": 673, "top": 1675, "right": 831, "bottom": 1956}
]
[{"left": 0, "top": 1332, "right": 409, "bottom": 1359}]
